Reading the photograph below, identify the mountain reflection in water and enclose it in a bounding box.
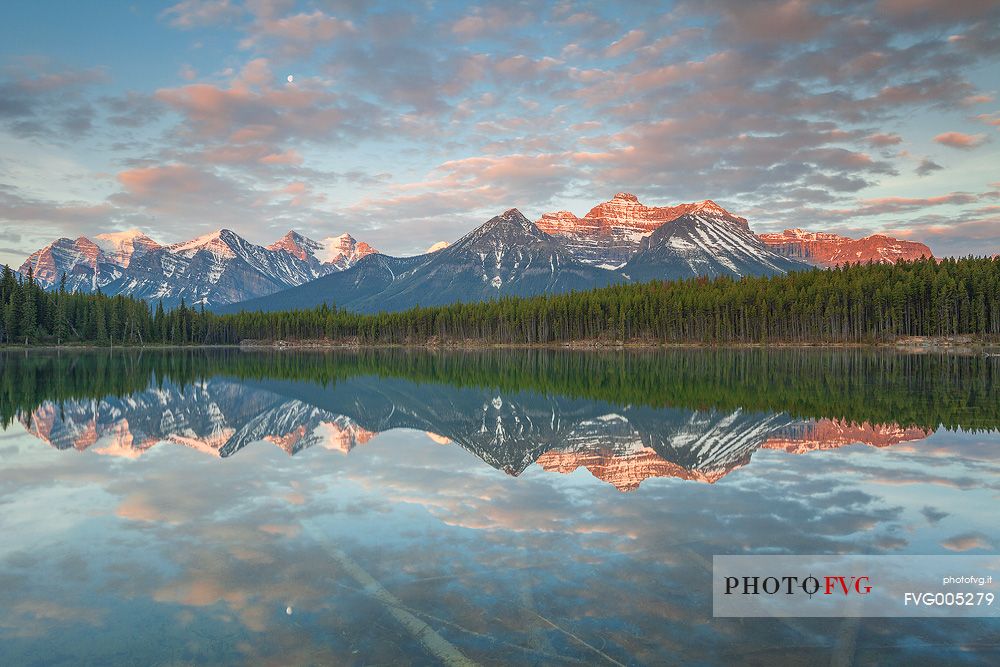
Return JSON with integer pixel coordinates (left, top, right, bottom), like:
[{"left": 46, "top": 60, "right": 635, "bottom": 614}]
[
  {"left": 4, "top": 348, "right": 990, "bottom": 490},
  {"left": 1, "top": 348, "right": 998, "bottom": 665}
]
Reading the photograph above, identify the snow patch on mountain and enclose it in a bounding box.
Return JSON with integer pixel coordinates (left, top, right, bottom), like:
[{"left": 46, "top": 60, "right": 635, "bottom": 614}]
[{"left": 623, "top": 213, "right": 808, "bottom": 282}]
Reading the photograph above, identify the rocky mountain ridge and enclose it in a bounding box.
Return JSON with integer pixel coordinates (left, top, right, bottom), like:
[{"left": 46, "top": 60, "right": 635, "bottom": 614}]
[
  {"left": 19, "top": 228, "right": 379, "bottom": 308},
  {"left": 223, "top": 208, "right": 626, "bottom": 313},
  {"left": 758, "top": 228, "right": 933, "bottom": 266},
  {"left": 536, "top": 193, "right": 750, "bottom": 267}
]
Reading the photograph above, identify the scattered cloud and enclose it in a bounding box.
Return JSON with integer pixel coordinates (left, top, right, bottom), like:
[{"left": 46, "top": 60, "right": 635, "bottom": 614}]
[
  {"left": 239, "top": 10, "right": 356, "bottom": 58},
  {"left": 0, "top": 59, "right": 108, "bottom": 139},
  {"left": 920, "top": 505, "right": 949, "bottom": 523},
  {"left": 915, "top": 157, "right": 944, "bottom": 176},
  {"left": 153, "top": 62, "right": 380, "bottom": 145},
  {"left": 941, "top": 531, "right": 993, "bottom": 552},
  {"left": 934, "top": 131, "right": 989, "bottom": 149},
  {"left": 159, "top": 0, "right": 243, "bottom": 29},
  {"left": 605, "top": 29, "right": 646, "bottom": 58},
  {"left": 867, "top": 133, "right": 903, "bottom": 147},
  {"left": 975, "top": 112, "right": 1000, "bottom": 128},
  {"left": 837, "top": 192, "right": 983, "bottom": 216}
]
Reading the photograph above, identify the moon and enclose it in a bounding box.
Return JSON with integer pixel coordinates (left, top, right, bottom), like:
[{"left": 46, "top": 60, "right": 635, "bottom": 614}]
[{"left": 286, "top": 74, "right": 294, "bottom": 83}]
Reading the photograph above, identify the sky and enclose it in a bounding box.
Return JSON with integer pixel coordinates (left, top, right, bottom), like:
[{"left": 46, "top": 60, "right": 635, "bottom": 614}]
[{"left": 0, "top": 0, "right": 998, "bottom": 267}]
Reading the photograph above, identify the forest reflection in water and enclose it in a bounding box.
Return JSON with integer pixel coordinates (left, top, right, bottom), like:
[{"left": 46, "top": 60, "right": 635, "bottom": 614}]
[{"left": 0, "top": 347, "right": 998, "bottom": 665}]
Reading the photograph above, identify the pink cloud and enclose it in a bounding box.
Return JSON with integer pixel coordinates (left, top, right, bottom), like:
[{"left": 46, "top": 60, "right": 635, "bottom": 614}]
[
  {"left": 229, "top": 124, "right": 278, "bottom": 143},
  {"left": 112, "top": 164, "right": 271, "bottom": 225},
  {"left": 876, "top": 0, "right": 1000, "bottom": 28},
  {"left": 278, "top": 181, "right": 325, "bottom": 207},
  {"left": 234, "top": 58, "right": 272, "bottom": 88},
  {"left": 450, "top": 6, "right": 534, "bottom": 40},
  {"left": 117, "top": 164, "right": 211, "bottom": 197},
  {"left": 865, "top": 193, "right": 975, "bottom": 206},
  {"left": 934, "top": 131, "right": 989, "bottom": 149},
  {"left": 941, "top": 531, "right": 993, "bottom": 552},
  {"left": 186, "top": 143, "right": 302, "bottom": 168},
  {"left": 451, "top": 15, "right": 488, "bottom": 39},
  {"left": 975, "top": 113, "right": 1000, "bottom": 128},
  {"left": 962, "top": 94, "right": 994, "bottom": 106},
  {"left": 868, "top": 79, "right": 976, "bottom": 109},
  {"left": 197, "top": 144, "right": 273, "bottom": 164},
  {"left": 240, "top": 10, "right": 355, "bottom": 56},
  {"left": 434, "top": 154, "right": 572, "bottom": 193},
  {"left": 846, "top": 192, "right": 981, "bottom": 215},
  {"left": 258, "top": 149, "right": 302, "bottom": 165},
  {"left": 605, "top": 29, "right": 646, "bottom": 58},
  {"left": 493, "top": 55, "right": 561, "bottom": 79},
  {"left": 159, "top": 0, "right": 243, "bottom": 29},
  {"left": 709, "top": 0, "right": 832, "bottom": 45},
  {"left": 867, "top": 133, "right": 902, "bottom": 147},
  {"left": 153, "top": 79, "right": 357, "bottom": 144}
]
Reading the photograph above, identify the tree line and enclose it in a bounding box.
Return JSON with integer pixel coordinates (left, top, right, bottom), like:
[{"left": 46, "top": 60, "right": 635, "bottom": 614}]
[{"left": 2, "top": 257, "right": 999, "bottom": 347}]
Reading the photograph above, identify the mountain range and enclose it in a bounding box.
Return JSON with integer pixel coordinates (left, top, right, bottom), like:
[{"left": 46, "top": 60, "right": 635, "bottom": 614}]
[
  {"left": 19, "top": 227, "right": 377, "bottom": 308},
  {"left": 16, "top": 193, "right": 934, "bottom": 312},
  {"left": 224, "top": 208, "right": 630, "bottom": 314}
]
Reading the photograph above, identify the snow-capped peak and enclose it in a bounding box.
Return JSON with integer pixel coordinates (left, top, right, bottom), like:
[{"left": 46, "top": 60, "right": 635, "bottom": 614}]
[
  {"left": 170, "top": 229, "right": 224, "bottom": 249},
  {"left": 93, "top": 227, "right": 147, "bottom": 242},
  {"left": 267, "top": 230, "right": 377, "bottom": 269},
  {"left": 168, "top": 229, "right": 239, "bottom": 258},
  {"left": 268, "top": 230, "right": 323, "bottom": 261},
  {"left": 317, "top": 233, "right": 377, "bottom": 268},
  {"left": 426, "top": 241, "right": 450, "bottom": 253},
  {"left": 93, "top": 228, "right": 160, "bottom": 268},
  {"left": 450, "top": 208, "right": 551, "bottom": 253}
]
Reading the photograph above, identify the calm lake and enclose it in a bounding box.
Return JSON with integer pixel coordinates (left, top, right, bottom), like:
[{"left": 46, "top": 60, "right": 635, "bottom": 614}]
[{"left": 1, "top": 348, "right": 998, "bottom": 665}]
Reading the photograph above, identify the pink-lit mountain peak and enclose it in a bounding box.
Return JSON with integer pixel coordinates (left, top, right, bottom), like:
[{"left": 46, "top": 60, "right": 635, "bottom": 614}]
[
  {"left": 759, "top": 228, "right": 933, "bottom": 267},
  {"left": 268, "top": 230, "right": 378, "bottom": 269},
  {"left": 536, "top": 193, "right": 748, "bottom": 266},
  {"left": 543, "top": 193, "right": 746, "bottom": 235},
  {"left": 268, "top": 230, "right": 320, "bottom": 261},
  {"left": 93, "top": 229, "right": 161, "bottom": 268}
]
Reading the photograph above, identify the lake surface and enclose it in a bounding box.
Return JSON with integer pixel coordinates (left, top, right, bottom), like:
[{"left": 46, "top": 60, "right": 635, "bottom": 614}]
[{"left": 1, "top": 348, "right": 998, "bottom": 665}]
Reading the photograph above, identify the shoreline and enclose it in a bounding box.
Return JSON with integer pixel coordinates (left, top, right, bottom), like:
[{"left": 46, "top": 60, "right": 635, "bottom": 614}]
[{"left": 4, "top": 336, "right": 998, "bottom": 353}]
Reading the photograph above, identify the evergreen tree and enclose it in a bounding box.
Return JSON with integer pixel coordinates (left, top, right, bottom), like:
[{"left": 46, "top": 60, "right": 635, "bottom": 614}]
[
  {"left": 55, "top": 274, "right": 69, "bottom": 344},
  {"left": 20, "top": 267, "right": 37, "bottom": 344}
]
